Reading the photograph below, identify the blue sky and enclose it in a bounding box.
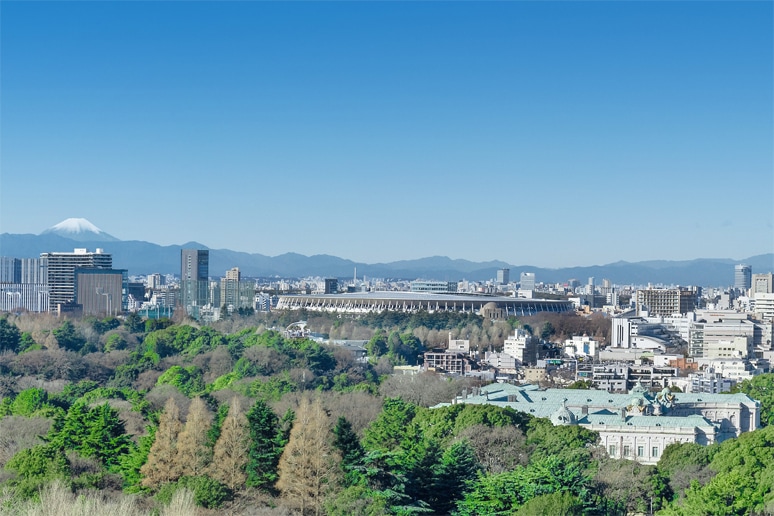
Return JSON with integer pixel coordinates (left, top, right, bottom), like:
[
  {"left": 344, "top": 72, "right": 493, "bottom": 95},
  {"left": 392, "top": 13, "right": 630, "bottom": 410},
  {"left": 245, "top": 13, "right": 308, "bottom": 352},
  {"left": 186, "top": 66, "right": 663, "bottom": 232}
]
[{"left": 1, "top": 1, "right": 771, "bottom": 268}]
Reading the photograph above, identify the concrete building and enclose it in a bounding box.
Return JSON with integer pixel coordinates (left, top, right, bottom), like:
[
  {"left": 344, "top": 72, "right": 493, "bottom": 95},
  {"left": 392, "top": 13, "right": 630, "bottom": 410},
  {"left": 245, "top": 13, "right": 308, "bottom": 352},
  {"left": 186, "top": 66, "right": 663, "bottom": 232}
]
[
  {"left": 423, "top": 351, "right": 468, "bottom": 374},
  {"left": 324, "top": 278, "right": 339, "bottom": 294},
  {"left": 753, "top": 293, "right": 774, "bottom": 320},
  {"left": 751, "top": 273, "right": 774, "bottom": 295},
  {"left": 410, "top": 280, "right": 457, "bottom": 293},
  {"left": 276, "top": 291, "right": 572, "bottom": 317},
  {"left": 74, "top": 268, "right": 127, "bottom": 315},
  {"left": 180, "top": 249, "right": 209, "bottom": 317},
  {"left": 520, "top": 272, "right": 536, "bottom": 291},
  {"left": 564, "top": 335, "right": 600, "bottom": 359},
  {"left": 503, "top": 328, "right": 537, "bottom": 365},
  {"left": 735, "top": 264, "right": 752, "bottom": 292},
  {"left": 636, "top": 288, "right": 697, "bottom": 317},
  {"left": 442, "top": 382, "right": 760, "bottom": 465},
  {"left": 688, "top": 318, "right": 757, "bottom": 358},
  {"left": 41, "top": 248, "right": 112, "bottom": 312},
  {"left": 497, "top": 268, "right": 510, "bottom": 285}
]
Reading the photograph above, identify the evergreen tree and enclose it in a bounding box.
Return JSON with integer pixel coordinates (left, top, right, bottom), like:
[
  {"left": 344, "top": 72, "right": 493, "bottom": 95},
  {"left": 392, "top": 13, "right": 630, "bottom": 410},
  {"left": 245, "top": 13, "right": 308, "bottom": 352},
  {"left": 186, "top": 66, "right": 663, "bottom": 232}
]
[
  {"left": 277, "top": 396, "right": 341, "bottom": 516},
  {"left": 176, "top": 397, "right": 213, "bottom": 477},
  {"left": 209, "top": 397, "right": 250, "bottom": 490},
  {"left": 141, "top": 397, "right": 183, "bottom": 487},
  {"left": 245, "top": 399, "right": 284, "bottom": 489},
  {"left": 0, "top": 316, "right": 20, "bottom": 352},
  {"left": 332, "top": 416, "right": 364, "bottom": 486},
  {"left": 80, "top": 403, "right": 133, "bottom": 470},
  {"left": 432, "top": 440, "right": 481, "bottom": 513}
]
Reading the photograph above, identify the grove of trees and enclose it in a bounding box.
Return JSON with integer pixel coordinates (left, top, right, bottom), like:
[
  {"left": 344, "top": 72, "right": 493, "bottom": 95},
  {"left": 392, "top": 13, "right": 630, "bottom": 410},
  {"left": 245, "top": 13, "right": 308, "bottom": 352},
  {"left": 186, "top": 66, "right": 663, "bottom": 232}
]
[{"left": 0, "top": 312, "right": 773, "bottom": 515}]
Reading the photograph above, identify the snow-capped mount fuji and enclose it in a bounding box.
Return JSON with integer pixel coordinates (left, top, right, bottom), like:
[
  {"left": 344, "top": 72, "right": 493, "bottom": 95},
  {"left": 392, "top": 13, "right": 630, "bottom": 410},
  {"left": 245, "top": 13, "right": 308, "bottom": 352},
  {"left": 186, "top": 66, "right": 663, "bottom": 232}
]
[{"left": 41, "top": 218, "right": 119, "bottom": 242}]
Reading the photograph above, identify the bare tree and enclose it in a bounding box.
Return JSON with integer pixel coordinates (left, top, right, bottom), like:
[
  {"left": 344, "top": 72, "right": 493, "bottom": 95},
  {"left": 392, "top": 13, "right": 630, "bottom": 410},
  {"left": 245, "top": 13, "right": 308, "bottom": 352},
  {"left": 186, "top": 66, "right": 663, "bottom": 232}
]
[
  {"left": 175, "top": 397, "right": 213, "bottom": 477},
  {"left": 209, "top": 397, "right": 250, "bottom": 490},
  {"left": 141, "top": 397, "right": 183, "bottom": 487},
  {"left": 276, "top": 396, "right": 340, "bottom": 516}
]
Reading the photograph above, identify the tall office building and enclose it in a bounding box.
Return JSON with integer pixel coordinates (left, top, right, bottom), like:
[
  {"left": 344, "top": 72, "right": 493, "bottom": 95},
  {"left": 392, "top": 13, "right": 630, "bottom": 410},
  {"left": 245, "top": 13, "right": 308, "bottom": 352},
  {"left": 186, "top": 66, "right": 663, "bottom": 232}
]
[
  {"left": 497, "top": 268, "right": 510, "bottom": 285},
  {"left": 75, "top": 268, "right": 127, "bottom": 315},
  {"left": 520, "top": 272, "right": 536, "bottom": 291},
  {"left": 180, "top": 249, "right": 209, "bottom": 316},
  {"left": 41, "top": 248, "right": 112, "bottom": 312},
  {"left": 735, "top": 264, "right": 752, "bottom": 292},
  {"left": 0, "top": 257, "right": 21, "bottom": 283}
]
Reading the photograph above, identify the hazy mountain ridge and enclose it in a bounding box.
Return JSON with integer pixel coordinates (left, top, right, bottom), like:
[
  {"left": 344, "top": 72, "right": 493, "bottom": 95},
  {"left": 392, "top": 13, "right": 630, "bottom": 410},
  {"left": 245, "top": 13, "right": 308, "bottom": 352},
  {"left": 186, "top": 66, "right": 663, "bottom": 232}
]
[{"left": 0, "top": 232, "right": 771, "bottom": 286}]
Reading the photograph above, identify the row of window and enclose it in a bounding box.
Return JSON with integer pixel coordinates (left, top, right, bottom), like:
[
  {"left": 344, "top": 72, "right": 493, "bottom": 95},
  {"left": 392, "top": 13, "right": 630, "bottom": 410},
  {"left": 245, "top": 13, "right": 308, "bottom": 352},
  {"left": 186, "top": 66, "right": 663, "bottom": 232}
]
[{"left": 608, "top": 445, "right": 659, "bottom": 459}]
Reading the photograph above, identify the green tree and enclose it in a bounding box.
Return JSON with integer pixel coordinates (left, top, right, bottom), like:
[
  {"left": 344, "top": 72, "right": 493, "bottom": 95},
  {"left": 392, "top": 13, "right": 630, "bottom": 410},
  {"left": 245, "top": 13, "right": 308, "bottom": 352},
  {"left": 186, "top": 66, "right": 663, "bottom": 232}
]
[
  {"left": 732, "top": 373, "right": 774, "bottom": 427},
  {"left": 79, "top": 403, "right": 133, "bottom": 470},
  {"left": 53, "top": 320, "right": 86, "bottom": 352},
  {"left": 124, "top": 311, "right": 145, "bottom": 333},
  {"left": 333, "top": 416, "right": 364, "bottom": 486},
  {"left": 431, "top": 441, "right": 480, "bottom": 514},
  {"left": 245, "top": 399, "right": 284, "bottom": 489},
  {"left": 0, "top": 316, "right": 21, "bottom": 352},
  {"left": 11, "top": 387, "right": 49, "bottom": 416},
  {"left": 362, "top": 398, "right": 416, "bottom": 452}
]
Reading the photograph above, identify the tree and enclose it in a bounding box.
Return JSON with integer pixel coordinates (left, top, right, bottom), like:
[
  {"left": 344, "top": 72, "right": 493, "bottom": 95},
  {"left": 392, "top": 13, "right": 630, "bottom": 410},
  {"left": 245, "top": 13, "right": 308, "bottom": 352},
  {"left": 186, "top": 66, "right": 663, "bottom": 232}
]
[
  {"left": 176, "top": 397, "right": 213, "bottom": 477},
  {"left": 79, "top": 403, "right": 133, "bottom": 471},
  {"left": 457, "top": 424, "right": 530, "bottom": 474},
  {"left": 209, "top": 398, "right": 250, "bottom": 490},
  {"left": 0, "top": 316, "right": 20, "bottom": 352},
  {"left": 277, "top": 396, "right": 341, "bottom": 516},
  {"left": 732, "top": 373, "right": 774, "bottom": 427},
  {"left": 432, "top": 441, "right": 481, "bottom": 514},
  {"left": 53, "top": 320, "right": 86, "bottom": 352},
  {"left": 333, "top": 416, "right": 364, "bottom": 486},
  {"left": 245, "top": 399, "right": 284, "bottom": 489},
  {"left": 141, "top": 397, "right": 183, "bottom": 487}
]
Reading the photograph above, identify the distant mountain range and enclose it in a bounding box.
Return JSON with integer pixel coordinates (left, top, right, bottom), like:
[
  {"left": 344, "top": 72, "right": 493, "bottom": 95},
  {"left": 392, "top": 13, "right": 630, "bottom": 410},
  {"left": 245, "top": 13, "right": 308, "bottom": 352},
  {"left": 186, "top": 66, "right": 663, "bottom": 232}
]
[{"left": 1, "top": 219, "right": 772, "bottom": 286}]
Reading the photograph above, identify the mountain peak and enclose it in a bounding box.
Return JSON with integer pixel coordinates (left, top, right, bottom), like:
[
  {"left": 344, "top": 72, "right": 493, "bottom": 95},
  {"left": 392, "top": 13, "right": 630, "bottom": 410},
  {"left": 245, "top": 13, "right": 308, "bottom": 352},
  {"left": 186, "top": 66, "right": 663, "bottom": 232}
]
[{"left": 42, "top": 218, "right": 119, "bottom": 242}]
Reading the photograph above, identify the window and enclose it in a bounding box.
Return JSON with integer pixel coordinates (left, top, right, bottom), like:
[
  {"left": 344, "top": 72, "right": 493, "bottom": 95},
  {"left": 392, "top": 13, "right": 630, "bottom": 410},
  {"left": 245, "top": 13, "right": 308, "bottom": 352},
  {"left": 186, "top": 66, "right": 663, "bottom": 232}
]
[
  {"left": 652, "top": 447, "right": 659, "bottom": 458},
  {"left": 608, "top": 445, "right": 616, "bottom": 457},
  {"left": 623, "top": 445, "right": 630, "bottom": 457},
  {"left": 637, "top": 446, "right": 644, "bottom": 457}
]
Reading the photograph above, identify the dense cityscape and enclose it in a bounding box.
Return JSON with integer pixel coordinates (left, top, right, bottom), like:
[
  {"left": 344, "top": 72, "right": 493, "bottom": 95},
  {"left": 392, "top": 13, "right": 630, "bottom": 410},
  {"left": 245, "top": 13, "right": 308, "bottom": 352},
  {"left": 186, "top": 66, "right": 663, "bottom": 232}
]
[{"left": 0, "top": 222, "right": 772, "bottom": 515}]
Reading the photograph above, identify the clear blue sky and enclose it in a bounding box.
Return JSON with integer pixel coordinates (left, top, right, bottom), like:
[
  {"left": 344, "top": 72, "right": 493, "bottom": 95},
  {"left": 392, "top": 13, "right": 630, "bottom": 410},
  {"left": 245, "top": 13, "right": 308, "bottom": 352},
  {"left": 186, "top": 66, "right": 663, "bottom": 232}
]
[{"left": 1, "top": 1, "right": 771, "bottom": 267}]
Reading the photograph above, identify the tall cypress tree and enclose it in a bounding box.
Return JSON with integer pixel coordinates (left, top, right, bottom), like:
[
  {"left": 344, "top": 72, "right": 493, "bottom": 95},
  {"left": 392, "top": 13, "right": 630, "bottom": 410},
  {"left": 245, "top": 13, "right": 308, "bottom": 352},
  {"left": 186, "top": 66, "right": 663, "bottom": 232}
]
[
  {"left": 245, "top": 399, "right": 283, "bottom": 489},
  {"left": 332, "top": 416, "right": 364, "bottom": 486}
]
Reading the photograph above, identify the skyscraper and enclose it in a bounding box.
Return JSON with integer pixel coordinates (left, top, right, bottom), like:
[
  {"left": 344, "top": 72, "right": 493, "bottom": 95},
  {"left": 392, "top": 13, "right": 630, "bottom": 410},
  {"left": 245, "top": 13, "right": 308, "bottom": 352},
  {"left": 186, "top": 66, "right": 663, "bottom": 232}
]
[
  {"left": 497, "top": 268, "right": 510, "bottom": 285},
  {"left": 520, "top": 272, "right": 535, "bottom": 291},
  {"left": 735, "top": 264, "right": 752, "bottom": 292},
  {"left": 180, "top": 249, "right": 209, "bottom": 315},
  {"left": 41, "top": 248, "right": 112, "bottom": 312}
]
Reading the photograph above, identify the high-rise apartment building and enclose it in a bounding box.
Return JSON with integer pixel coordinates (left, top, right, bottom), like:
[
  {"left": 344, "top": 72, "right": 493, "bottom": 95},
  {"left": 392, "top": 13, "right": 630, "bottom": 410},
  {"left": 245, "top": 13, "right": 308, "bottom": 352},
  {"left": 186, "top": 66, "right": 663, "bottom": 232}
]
[
  {"left": 180, "top": 249, "right": 209, "bottom": 316},
  {"left": 497, "top": 268, "right": 510, "bottom": 285},
  {"left": 735, "top": 264, "right": 752, "bottom": 292},
  {"left": 41, "top": 248, "right": 112, "bottom": 312}
]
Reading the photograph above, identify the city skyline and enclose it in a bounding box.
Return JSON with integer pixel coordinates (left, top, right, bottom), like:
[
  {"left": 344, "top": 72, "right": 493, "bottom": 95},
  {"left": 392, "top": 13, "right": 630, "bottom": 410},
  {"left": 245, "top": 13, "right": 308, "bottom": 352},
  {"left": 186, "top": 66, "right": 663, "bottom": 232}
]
[{"left": 1, "top": 2, "right": 772, "bottom": 268}]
